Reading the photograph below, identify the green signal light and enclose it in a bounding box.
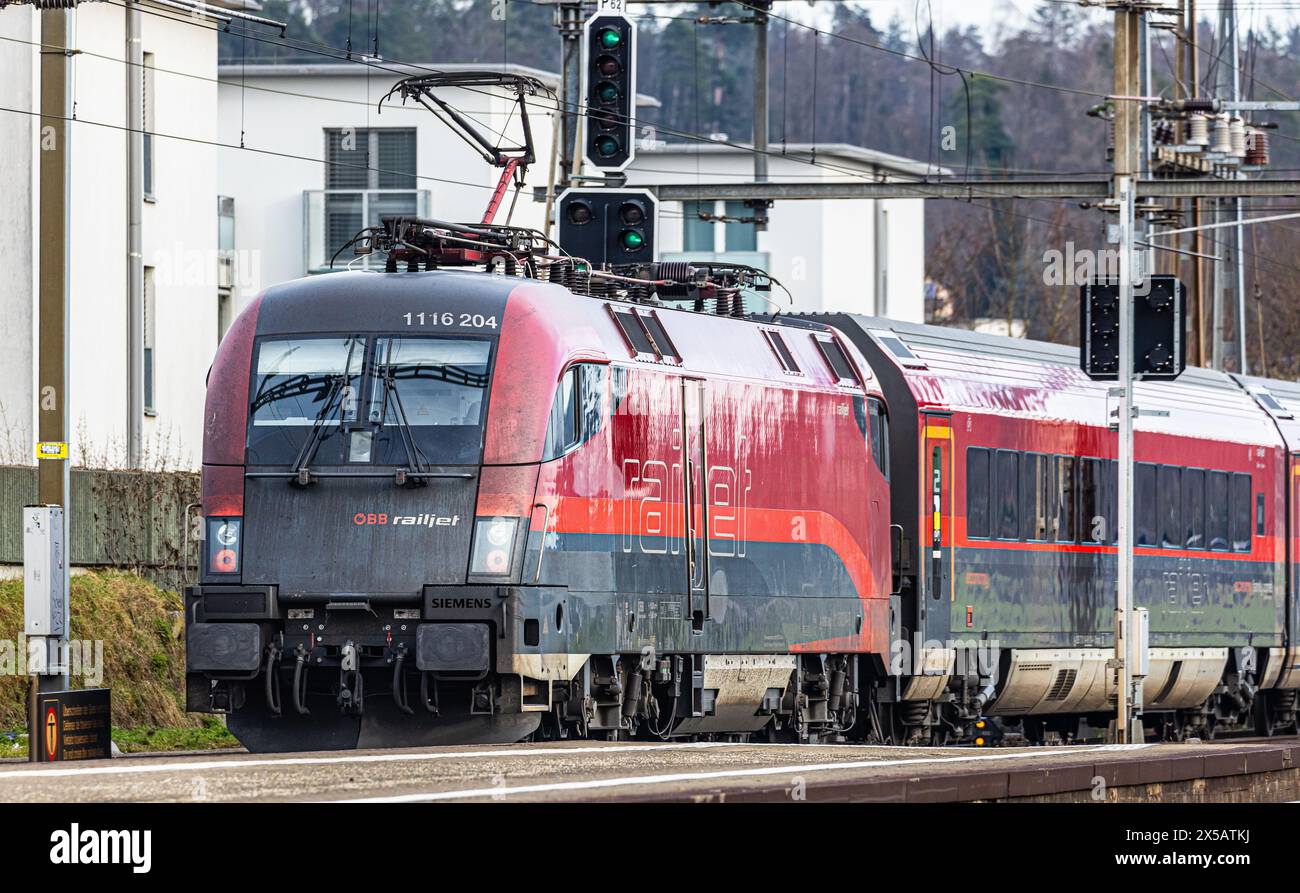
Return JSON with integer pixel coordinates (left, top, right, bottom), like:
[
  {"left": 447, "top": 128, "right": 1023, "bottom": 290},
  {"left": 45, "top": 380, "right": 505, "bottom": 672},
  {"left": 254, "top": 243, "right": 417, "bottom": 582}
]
[
  {"left": 595, "top": 135, "right": 620, "bottom": 157},
  {"left": 619, "top": 229, "right": 645, "bottom": 251},
  {"left": 596, "top": 81, "right": 620, "bottom": 103},
  {"left": 598, "top": 27, "right": 622, "bottom": 49}
]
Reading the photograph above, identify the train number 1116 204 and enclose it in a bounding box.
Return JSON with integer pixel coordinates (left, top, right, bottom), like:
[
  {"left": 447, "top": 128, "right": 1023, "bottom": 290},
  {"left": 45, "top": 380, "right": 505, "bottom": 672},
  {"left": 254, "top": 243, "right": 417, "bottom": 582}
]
[{"left": 402, "top": 311, "right": 499, "bottom": 329}]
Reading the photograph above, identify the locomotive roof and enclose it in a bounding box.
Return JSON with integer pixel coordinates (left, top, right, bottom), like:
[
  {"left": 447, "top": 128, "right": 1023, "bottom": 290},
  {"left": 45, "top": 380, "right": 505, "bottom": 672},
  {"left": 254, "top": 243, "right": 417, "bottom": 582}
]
[
  {"left": 816, "top": 313, "right": 1283, "bottom": 449},
  {"left": 251, "top": 269, "right": 875, "bottom": 395}
]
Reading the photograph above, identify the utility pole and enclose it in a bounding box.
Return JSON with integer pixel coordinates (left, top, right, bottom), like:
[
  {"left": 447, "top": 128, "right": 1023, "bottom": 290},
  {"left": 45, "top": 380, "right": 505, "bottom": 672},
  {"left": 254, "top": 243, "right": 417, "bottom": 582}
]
[
  {"left": 1110, "top": 2, "right": 1142, "bottom": 745},
  {"left": 556, "top": 1, "right": 585, "bottom": 189},
  {"left": 1210, "top": 0, "right": 1245, "bottom": 372},
  {"left": 751, "top": 1, "right": 770, "bottom": 230},
  {"left": 31, "top": 2, "right": 73, "bottom": 759}
]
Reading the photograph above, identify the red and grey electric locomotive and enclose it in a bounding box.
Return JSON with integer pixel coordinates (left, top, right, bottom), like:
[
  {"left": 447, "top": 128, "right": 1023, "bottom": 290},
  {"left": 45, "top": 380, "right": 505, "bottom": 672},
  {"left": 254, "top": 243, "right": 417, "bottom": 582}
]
[{"left": 187, "top": 220, "right": 890, "bottom": 752}]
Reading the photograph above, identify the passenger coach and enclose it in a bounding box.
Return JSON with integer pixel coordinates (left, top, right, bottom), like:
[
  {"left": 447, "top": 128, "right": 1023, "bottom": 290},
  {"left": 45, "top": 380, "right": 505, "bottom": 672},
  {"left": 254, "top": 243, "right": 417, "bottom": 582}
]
[{"left": 824, "top": 315, "right": 1300, "bottom": 742}]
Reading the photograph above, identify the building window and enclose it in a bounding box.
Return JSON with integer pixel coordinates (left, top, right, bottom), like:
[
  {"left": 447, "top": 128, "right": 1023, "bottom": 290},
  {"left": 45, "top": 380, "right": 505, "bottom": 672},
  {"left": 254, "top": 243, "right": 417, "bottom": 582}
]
[
  {"left": 323, "top": 128, "right": 418, "bottom": 263},
  {"left": 217, "top": 293, "right": 232, "bottom": 345},
  {"left": 724, "top": 201, "right": 756, "bottom": 251},
  {"left": 143, "top": 266, "right": 156, "bottom": 415},
  {"left": 142, "top": 52, "right": 155, "bottom": 199},
  {"left": 217, "top": 196, "right": 235, "bottom": 343},
  {"left": 682, "top": 201, "right": 714, "bottom": 252}
]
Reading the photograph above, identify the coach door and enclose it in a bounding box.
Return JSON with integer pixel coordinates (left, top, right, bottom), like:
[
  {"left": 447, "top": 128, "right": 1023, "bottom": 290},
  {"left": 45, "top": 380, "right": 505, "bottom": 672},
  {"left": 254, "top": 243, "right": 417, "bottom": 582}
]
[
  {"left": 921, "top": 413, "right": 954, "bottom": 641},
  {"left": 683, "top": 378, "right": 710, "bottom": 633},
  {"left": 1290, "top": 455, "right": 1300, "bottom": 665}
]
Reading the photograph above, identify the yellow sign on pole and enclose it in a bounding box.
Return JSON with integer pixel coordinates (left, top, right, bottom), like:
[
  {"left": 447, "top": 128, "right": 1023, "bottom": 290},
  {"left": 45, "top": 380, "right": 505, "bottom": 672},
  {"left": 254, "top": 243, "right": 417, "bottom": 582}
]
[{"left": 35, "top": 441, "right": 68, "bottom": 461}]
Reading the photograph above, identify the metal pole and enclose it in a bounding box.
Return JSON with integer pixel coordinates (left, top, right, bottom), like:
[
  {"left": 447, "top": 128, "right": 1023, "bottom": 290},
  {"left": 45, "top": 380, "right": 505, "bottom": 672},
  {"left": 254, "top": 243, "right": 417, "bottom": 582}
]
[
  {"left": 1111, "top": 4, "right": 1142, "bottom": 745},
  {"left": 751, "top": 2, "right": 770, "bottom": 233},
  {"left": 32, "top": 4, "right": 73, "bottom": 760},
  {"left": 1211, "top": 197, "right": 1226, "bottom": 368},
  {"left": 1115, "top": 176, "right": 1136, "bottom": 745},
  {"left": 1188, "top": 0, "right": 1204, "bottom": 366},
  {"left": 1210, "top": 0, "right": 1235, "bottom": 371},
  {"left": 1235, "top": 196, "right": 1247, "bottom": 372},
  {"left": 753, "top": 2, "right": 768, "bottom": 185},
  {"left": 127, "top": 1, "right": 144, "bottom": 466},
  {"left": 1228, "top": 0, "right": 1247, "bottom": 374},
  {"left": 557, "top": 2, "right": 583, "bottom": 189}
]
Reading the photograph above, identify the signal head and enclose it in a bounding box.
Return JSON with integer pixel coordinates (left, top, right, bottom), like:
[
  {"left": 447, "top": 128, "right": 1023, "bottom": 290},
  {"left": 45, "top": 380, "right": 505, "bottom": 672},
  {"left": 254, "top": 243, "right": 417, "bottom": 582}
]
[
  {"left": 594, "top": 135, "right": 620, "bottom": 158},
  {"left": 566, "top": 201, "right": 594, "bottom": 226},
  {"left": 597, "top": 27, "right": 622, "bottom": 49},
  {"left": 596, "top": 54, "right": 621, "bottom": 77}
]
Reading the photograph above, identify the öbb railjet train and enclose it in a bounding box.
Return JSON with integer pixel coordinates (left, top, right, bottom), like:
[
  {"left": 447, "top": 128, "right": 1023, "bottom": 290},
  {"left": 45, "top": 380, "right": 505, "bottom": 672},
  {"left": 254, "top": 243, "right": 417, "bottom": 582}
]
[{"left": 186, "top": 260, "right": 1300, "bottom": 752}]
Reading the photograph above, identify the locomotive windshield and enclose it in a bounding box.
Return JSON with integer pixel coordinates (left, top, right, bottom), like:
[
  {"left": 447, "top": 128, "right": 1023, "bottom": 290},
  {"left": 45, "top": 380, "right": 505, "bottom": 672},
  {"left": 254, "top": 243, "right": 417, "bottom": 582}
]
[{"left": 246, "top": 334, "right": 493, "bottom": 467}]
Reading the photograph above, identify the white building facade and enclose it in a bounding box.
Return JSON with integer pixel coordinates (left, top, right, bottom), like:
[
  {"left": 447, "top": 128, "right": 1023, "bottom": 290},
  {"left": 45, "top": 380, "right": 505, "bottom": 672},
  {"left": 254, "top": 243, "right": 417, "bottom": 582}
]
[
  {"left": 217, "top": 66, "right": 935, "bottom": 325},
  {"left": 215, "top": 62, "right": 583, "bottom": 294},
  {"left": 0, "top": 30, "right": 937, "bottom": 470},
  {"left": 624, "top": 143, "right": 932, "bottom": 321},
  {"left": 0, "top": 2, "right": 234, "bottom": 470}
]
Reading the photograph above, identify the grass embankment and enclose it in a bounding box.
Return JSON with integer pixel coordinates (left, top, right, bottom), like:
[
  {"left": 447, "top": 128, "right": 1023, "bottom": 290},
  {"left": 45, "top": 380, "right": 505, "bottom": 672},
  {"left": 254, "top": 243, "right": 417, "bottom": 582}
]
[{"left": 0, "top": 570, "right": 239, "bottom": 758}]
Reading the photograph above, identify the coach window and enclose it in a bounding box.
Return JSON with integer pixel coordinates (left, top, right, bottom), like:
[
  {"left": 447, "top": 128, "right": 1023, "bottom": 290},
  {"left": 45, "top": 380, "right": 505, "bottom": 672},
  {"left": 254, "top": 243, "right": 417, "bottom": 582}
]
[
  {"left": 1182, "top": 468, "right": 1206, "bottom": 550},
  {"left": 994, "top": 450, "right": 1019, "bottom": 539},
  {"left": 1158, "top": 465, "right": 1182, "bottom": 549},
  {"left": 1230, "top": 474, "right": 1253, "bottom": 552},
  {"left": 966, "top": 448, "right": 991, "bottom": 538},
  {"left": 1135, "top": 463, "right": 1157, "bottom": 546},
  {"left": 867, "top": 398, "right": 890, "bottom": 479},
  {"left": 1256, "top": 492, "right": 1266, "bottom": 538},
  {"left": 1054, "top": 456, "right": 1076, "bottom": 542},
  {"left": 1106, "top": 461, "right": 1119, "bottom": 544},
  {"left": 1207, "top": 471, "right": 1230, "bottom": 550},
  {"left": 1079, "top": 458, "right": 1104, "bottom": 543},
  {"left": 1021, "top": 453, "right": 1052, "bottom": 541}
]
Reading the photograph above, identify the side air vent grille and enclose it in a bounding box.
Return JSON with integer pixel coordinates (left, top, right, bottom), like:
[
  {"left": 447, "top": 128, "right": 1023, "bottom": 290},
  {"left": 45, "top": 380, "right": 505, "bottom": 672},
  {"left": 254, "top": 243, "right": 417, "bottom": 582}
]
[
  {"left": 1045, "top": 668, "right": 1078, "bottom": 701},
  {"left": 1018, "top": 663, "right": 1053, "bottom": 673}
]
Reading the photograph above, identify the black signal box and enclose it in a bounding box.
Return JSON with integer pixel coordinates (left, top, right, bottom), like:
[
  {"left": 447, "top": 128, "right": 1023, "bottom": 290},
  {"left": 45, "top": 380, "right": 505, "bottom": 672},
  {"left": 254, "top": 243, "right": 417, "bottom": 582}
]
[
  {"left": 1080, "top": 275, "right": 1186, "bottom": 381},
  {"left": 556, "top": 187, "right": 656, "bottom": 267}
]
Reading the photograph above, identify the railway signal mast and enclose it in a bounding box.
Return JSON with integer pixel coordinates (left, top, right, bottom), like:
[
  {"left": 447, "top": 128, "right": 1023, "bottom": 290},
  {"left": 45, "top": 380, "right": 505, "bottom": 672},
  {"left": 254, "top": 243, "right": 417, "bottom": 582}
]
[
  {"left": 1105, "top": 1, "right": 1166, "bottom": 744},
  {"left": 554, "top": 7, "right": 658, "bottom": 263},
  {"left": 581, "top": 11, "right": 637, "bottom": 173}
]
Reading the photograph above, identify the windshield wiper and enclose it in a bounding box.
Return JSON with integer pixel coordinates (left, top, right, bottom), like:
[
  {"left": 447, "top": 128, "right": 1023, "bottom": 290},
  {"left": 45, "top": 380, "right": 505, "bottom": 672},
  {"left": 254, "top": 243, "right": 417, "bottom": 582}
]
[
  {"left": 377, "top": 368, "right": 432, "bottom": 487},
  {"left": 288, "top": 375, "right": 347, "bottom": 486},
  {"left": 288, "top": 340, "right": 360, "bottom": 486}
]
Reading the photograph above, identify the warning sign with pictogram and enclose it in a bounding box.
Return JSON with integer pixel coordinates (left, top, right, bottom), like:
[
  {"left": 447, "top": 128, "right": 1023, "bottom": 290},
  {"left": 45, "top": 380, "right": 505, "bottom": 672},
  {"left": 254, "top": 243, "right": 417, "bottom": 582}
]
[{"left": 36, "top": 689, "right": 112, "bottom": 762}]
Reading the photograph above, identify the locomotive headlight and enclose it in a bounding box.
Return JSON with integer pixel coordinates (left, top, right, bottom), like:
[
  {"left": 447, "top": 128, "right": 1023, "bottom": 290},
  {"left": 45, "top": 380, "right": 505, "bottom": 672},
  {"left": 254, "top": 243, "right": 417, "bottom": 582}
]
[
  {"left": 207, "top": 517, "right": 242, "bottom": 576},
  {"left": 470, "top": 516, "right": 520, "bottom": 576}
]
